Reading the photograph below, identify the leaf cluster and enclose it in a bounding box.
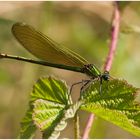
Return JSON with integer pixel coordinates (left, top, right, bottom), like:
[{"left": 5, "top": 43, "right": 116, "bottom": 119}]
[{"left": 19, "top": 76, "right": 140, "bottom": 138}]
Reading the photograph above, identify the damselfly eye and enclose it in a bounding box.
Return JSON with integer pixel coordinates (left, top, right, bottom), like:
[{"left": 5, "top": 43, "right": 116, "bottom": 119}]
[{"left": 102, "top": 71, "right": 109, "bottom": 81}]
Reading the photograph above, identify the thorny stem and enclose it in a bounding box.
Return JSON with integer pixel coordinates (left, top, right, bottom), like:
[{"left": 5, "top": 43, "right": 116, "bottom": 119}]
[
  {"left": 104, "top": 2, "right": 120, "bottom": 71},
  {"left": 82, "top": 2, "right": 120, "bottom": 139}
]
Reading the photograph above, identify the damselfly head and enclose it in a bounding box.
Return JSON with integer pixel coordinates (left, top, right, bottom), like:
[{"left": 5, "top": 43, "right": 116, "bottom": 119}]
[{"left": 102, "top": 71, "right": 110, "bottom": 81}]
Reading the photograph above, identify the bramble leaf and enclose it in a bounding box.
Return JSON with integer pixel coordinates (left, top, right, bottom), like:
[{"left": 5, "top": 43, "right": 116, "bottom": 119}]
[
  {"left": 30, "top": 77, "right": 80, "bottom": 139},
  {"left": 80, "top": 79, "right": 140, "bottom": 137},
  {"left": 31, "top": 76, "right": 71, "bottom": 105},
  {"left": 19, "top": 106, "right": 37, "bottom": 139},
  {"left": 19, "top": 76, "right": 75, "bottom": 139}
]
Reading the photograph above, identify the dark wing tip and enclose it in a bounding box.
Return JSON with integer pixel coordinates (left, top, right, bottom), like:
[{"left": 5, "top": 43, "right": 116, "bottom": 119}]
[
  {"left": 12, "top": 22, "right": 26, "bottom": 30},
  {"left": 12, "top": 22, "right": 27, "bottom": 36}
]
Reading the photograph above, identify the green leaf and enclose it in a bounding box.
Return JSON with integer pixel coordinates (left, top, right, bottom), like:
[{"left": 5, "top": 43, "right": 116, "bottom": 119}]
[
  {"left": 19, "top": 76, "right": 74, "bottom": 139},
  {"left": 33, "top": 99, "right": 65, "bottom": 138},
  {"left": 31, "top": 76, "right": 71, "bottom": 105},
  {"left": 31, "top": 76, "right": 80, "bottom": 138},
  {"left": 41, "top": 101, "right": 82, "bottom": 139},
  {"left": 19, "top": 106, "right": 37, "bottom": 139},
  {"left": 80, "top": 79, "right": 140, "bottom": 137}
]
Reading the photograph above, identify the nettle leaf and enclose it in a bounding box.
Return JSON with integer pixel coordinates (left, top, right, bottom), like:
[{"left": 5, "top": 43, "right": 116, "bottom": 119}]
[
  {"left": 19, "top": 106, "right": 37, "bottom": 139},
  {"left": 80, "top": 79, "right": 140, "bottom": 137}
]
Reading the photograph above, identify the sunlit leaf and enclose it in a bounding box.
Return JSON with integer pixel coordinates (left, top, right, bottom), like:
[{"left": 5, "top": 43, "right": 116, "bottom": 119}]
[
  {"left": 30, "top": 76, "right": 80, "bottom": 138},
  {"left": 80, "top": 79, "right": 140, "bottom": 137},
  {"left": 19, "top": 106, "right": 37, "bottom": 139},
  {"left": 19, "top": 76, "right": 73, "bottom": 138},
  {"left": 41, "top": 101, "right": 82, "bottom": 139},
  {"left": 31, "top": 76, "right": 71, "bottom": 105}
]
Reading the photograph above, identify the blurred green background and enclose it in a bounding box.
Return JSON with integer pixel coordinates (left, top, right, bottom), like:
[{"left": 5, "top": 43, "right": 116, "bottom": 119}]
[{"left": 0, "top": 1, "right": 140, "bottom": 138}]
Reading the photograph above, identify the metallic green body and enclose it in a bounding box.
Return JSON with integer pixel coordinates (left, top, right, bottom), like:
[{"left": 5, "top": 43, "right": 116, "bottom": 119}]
[{"left": 82, "top": 64, "right": 101, "bottom": 78}]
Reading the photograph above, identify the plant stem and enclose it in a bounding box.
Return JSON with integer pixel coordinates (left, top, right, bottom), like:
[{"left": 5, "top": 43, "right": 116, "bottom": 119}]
[
  {"left": 82, "top": 114, "right": 95, "bottom": 139},
  {"left": 104, "top": 2, "right": 120, "bottom": 71},
  {"left": 82, "top": 2, "right": 120, "bottom": 139},
  {"left": 74, "top": 112, "right": 80, "bottom": 139}
]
